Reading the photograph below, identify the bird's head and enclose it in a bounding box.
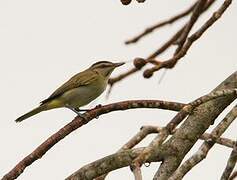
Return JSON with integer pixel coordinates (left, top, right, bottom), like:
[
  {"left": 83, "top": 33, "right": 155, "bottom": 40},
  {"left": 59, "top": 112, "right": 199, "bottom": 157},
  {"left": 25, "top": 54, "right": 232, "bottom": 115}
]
[{"left": 89, "top": 61, "right": 125, "bottom": 78}]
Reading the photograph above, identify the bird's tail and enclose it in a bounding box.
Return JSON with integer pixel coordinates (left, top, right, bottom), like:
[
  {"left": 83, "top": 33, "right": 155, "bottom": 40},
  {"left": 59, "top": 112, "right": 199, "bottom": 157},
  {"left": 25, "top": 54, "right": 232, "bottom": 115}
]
[{"left": 15, "top": 104, "right": 48, "bottom": 123}]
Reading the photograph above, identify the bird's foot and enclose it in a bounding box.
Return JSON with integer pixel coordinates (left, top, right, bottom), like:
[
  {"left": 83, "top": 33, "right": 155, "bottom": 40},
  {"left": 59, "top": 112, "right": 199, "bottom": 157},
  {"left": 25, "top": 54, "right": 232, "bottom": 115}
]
[
  {"left": 95, "top": 104, "right": 102, "bottom": 109},
  {"left": 73, "top": 109, "right": 87, "bottom": 120},
  {"left": 74, "top": 107, "right": 90, "bottom": 112},
  {"left": 94, "top": 104, "right": 102, "bottom": 118},
  {"left": 76, "top": 112, "right": 87, "bottom": 120},
  {"left": 66, "top": 105, "right": 87, "bottom": 119}
]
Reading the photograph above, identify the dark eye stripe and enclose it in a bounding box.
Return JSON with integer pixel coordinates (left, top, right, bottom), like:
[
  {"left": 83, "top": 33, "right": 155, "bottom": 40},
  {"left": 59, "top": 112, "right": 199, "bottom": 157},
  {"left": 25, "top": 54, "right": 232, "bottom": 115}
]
[{"left": 91, "top": 61, "right": 113, "bottom": 68}]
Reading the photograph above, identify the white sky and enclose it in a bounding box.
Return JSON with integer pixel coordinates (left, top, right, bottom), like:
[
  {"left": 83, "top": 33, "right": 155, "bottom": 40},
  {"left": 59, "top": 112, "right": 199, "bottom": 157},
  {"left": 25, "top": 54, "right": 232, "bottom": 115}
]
[{"left": 0, "top": 0, "right": 237, "bottom": 179}]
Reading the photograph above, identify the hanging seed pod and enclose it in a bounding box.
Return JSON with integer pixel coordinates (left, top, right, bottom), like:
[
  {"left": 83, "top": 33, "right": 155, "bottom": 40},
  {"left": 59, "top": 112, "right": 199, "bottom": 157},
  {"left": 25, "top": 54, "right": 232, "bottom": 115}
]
[
  {"left": 121, "top": 0, "right": 132, "bottom": 5},
  {"left": 136, "top": 0, "right": 146, "bottom": 2},
  {"left": 133, "top": 57, "right": 147, "bottom": 69},
  {"left": 143, "top": 69, "right": 153, "bottom": 78}
]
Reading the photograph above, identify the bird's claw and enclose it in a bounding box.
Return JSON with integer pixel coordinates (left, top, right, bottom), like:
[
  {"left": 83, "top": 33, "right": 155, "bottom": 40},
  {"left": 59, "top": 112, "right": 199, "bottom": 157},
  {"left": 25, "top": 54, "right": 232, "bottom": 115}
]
[{"left": 95, "top": 104, "right": 102, "bottom": 109}]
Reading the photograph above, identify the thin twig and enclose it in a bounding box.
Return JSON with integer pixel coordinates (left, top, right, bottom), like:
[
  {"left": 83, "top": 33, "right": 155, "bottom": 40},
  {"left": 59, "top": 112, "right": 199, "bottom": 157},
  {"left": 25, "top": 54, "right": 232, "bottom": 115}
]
[
  {"left": 141, "top": 126, "right": 236, "bottom": 149},
  {"left": 220, "top": 141, "right": 237, "bottom": 180},
  {"left": 200, "top": 133, "right": 235, "bottom": 149},
  {"left": 145, "top": 0, "right": 232, "bottom": 78},
  {"left": 108, "top": 25, "right": 185, "bottom": 87},
  {"left": 125, "top": 1, "right": 197, "bottom": 44},
  {"left": 133, "top": 167, "right": 142, "bottom": 180},
  {"left": 109, "top": 0, "right": 216, "bottom": 84},
  {"left": 175, "top": 0, "right": 207, "bottom": 54}
]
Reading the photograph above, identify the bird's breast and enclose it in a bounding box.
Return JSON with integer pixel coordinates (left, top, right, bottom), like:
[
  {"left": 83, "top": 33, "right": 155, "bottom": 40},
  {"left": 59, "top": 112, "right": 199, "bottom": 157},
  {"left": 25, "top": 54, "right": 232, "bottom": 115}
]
[{"left": 60, "top": 78, "right": 107, "bottom": 108}]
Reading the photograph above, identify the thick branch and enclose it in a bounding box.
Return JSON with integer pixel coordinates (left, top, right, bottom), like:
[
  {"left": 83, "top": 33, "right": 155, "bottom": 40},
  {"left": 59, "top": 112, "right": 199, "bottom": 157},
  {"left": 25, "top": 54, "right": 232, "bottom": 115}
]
[
  {"left": 95, "top": 123, "right": 236, "bottom": 180},
  {"left": 66, "top": 147, "right": 158, "bottom": 180},
  {"left": 153, "top": 70, "right": 237, "bottom": 180},
  {"left": 169, "top": 105, "right": 237, "bottom": 180},
  {"left": 94, "top": 126, "right": 159, "bottom": 180},
  {"left": 66, "top": 126, "right": 237, "bottom": 180},
  {"left": 132, "top": 89, "right": 237, "bottom": 171}
]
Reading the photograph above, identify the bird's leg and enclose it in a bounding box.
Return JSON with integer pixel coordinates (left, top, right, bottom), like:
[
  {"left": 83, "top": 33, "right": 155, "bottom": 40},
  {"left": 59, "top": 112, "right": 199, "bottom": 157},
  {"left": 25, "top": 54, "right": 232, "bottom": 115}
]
[
  {"left": 66, "top": 105, "right": 86, "bottom": 119},
  {"left": 74, "top": 107, "right": 90, "bottom": 112}
]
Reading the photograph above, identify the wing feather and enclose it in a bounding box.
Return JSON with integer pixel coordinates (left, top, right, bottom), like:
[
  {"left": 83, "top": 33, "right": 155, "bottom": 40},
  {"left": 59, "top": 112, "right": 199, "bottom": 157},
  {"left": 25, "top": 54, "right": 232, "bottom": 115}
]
[{"left": 41, "top": 70, "right": 98, "bottom": 104}]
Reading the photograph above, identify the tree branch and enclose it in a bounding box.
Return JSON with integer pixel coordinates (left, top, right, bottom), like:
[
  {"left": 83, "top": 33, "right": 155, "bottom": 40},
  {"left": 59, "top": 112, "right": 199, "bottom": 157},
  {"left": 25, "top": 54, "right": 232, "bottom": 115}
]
[
  {"left": 144, "top": 0, "right": 232, "bottom": 78},
  {"left": 175, "top": 0, "right": 207, "bottom": 53},
  {"left": 229, "top": 171, "right": 237, "bottom": 180},
  {"left": 94, "top": 126, "right": 160, "bottom": 180},
  {"left": 220, "top": 140, "right": 237, "bottom": 180},
  {"left": 152, "top": 70, "right": 237, "bottom": 180},
  {"left": 66, "top": 125, "right": 237, "bottom": 180},
  {"left": 125, "top": 1, "right": 197, "bottom": 44},
  {"left": 132, "top": 89, "right": 237, "bottom": 172},
  {"left": 66, "top": 147, "right": 159, "bottom": 180},
  {"left": 169, "top": 105, "right": 237, "bottom": 180},
  {"left": 109, "top": 0, "right": 216, "bottom": 84},
  {"left": 2, "top": 100, "right": 184, "bottom": 180},
  {"left": 94, "top": 123, "right": 236, "bottom": 180}
]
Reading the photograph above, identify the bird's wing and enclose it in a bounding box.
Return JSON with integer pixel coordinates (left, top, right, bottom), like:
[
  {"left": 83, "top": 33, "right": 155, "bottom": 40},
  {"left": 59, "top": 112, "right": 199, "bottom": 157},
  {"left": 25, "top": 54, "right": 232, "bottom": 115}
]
[{"left": 40, "top": 70, "right": 98, "bottom": 104}]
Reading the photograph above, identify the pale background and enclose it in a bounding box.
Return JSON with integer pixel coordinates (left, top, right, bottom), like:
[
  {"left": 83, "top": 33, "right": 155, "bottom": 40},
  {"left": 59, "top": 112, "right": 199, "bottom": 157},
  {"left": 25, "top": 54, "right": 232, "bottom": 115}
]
[{"left": 0, "top": 0, "right": 236, "bottom": 179}]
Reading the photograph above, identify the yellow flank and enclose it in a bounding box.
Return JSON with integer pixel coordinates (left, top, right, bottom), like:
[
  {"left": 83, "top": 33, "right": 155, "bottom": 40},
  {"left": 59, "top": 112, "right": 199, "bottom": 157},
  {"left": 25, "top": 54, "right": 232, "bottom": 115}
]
[{"left": 47, "top": 99, "right": 64, "bottom": 109}]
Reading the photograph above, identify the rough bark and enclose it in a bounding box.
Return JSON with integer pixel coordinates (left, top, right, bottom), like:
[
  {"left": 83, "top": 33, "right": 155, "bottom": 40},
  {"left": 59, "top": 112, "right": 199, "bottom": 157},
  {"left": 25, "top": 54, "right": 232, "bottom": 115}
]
[{"left": 153, "top": 71, "right": 237, "bottom": 179}]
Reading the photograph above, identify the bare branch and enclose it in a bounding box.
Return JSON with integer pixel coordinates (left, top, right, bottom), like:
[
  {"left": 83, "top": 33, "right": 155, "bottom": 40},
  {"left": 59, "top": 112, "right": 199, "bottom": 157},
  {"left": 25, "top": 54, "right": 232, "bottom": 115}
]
[
  {"left": 221, "top": 140, "right": 237, "bottom": 180},
  {"left": 108, "top": 25, "right": 185, "bottom": 87},
  {"left": 132, "top": 89, "right": 237, "bottom": 170},
  {"left": 200, "top": 133, "right": 235, "bottom": 149},
  {"left": 137, "top": 126, "right": 236, "bottom": 149},
  {"left": 133, "top": 167, "right": 142, "bottom": 180},
  {"left": 175, "top": 0, "right": 207, "bottom": 53},
  {"left": 125, "top": 1, "right": 197, "bottom": 44},
  {"left": 66, "top": 130, "right": 237, "bottom": 180},
  {"left": 229, "top": 171, "right": 237, "bottom": 180},
  {"left": 95, "top": 122, "right": 236, "bottom": 180},
  {"left": 66, "top": 147, "right": 160, "bottom": 180},
  {"left": 68, "top": 119, "right": 237, "bottom": 180},
  {"left": 145, "top": 0, "right": 233, "bottom": 78},
  {"left": 2, "top": 100, "right": 184, "bottom": 180},
  {"left": 94, "top": 126, "right": 159, "bottom": 180},
  {"left": 168, "top": 105, "right": 237, "bottom": 180},
  {"left": 152, "top": 71, "right": 237, "bottom": 179},
  {"left": 109, "top": 0, "right": 216, "bottom": 84}
]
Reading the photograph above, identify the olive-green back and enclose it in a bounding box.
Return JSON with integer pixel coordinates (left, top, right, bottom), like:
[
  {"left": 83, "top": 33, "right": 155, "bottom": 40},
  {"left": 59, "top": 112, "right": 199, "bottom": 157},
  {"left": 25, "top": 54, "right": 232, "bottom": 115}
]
[{"left": 41, "top": 70, "right": 98, "bottom": 104}]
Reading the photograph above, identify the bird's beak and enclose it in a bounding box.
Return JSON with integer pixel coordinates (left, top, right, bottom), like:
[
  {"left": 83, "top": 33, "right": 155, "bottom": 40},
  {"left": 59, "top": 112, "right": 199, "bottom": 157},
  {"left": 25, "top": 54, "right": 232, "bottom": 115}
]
[{"left": 114, "top": 62, "right": 125, "bottom": 67}]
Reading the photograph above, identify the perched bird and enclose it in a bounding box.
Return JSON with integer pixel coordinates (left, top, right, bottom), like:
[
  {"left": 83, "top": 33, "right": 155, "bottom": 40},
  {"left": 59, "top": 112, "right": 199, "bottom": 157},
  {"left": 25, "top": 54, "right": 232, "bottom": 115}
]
[{"left": 15, "top": 61, "right": 124, "bottom": 122}]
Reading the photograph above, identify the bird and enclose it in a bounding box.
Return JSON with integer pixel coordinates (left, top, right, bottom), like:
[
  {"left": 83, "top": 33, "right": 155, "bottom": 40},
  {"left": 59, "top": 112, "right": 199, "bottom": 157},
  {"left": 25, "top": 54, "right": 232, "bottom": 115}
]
[{"left": 15, "top": 61, "right": 124, "bottom": 122}]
